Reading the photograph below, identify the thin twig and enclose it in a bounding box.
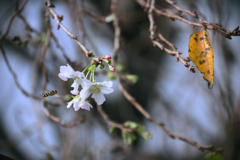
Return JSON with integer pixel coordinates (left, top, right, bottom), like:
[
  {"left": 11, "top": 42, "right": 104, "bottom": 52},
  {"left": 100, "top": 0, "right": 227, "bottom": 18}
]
[
  {"left": 44, "top": 0, "right": 224, "bottom": 152},
  {"left": 0, "top": 0, "right": 28, "bottom": 41},
  {"left": 1, "top": 46, "right": 41, "bottom": 100},
  {"left": 67, "top": 0, "right": 86, "bottom": 45},
  {"left": 147, "top": 0, "right": 195, "bottom": 72},
  {"left": 45, "top": 0, "right": 100, "bottom": 63},
  {"left": 115, "top": 63, "right": 222, "bottom": 152},
  {"left": 41, "top": 11, "right": 52, "bottom": 91},
  {"left": 162, "top": 0, "right": 239, "bottom": 39},
  {"left": 97, "top": 105, "right": 133, "bottom": 132},
  {"left": 43, "top": 101, "right": 86, "bottom": 128},
  {"left": 111, "top": 0, "right": 222, "bottom": 153},
  {"left": 136, "top": 0, "right": 240, "bottom": 40},
  {"left": 0, "top": 0, "right": 41, "bottom": 100},
  {"left": 51, "top": 33, "right": 72, "bottom": 64},
  {"left": 111, "top": 0, "right": 121, "bottom": 66}
]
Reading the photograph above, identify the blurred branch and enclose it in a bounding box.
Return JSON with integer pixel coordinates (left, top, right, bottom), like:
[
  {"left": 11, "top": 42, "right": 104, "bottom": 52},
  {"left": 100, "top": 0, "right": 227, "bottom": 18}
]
[
  {"left": 51, "top": 32, "right": 72, "bottom": 64},
  {"left": 134, "top": 0, "right": 240, "bottom": 73},
  {"left": 97, "top": 105, "right": 133, "bottom": 132},
  {"left": 41, "top": 12, "right": 52, "bottom": 91},
  {"left": 67, "top": 0, "right": 86, "bottom": 46},
  {"left": 0, "top": 0, "right": 80, "bottom": 129},
  {"left": 43, "top": 101, "right": 86, "bottom": 128},
  {"left": 0, "top": 0, "right": 28, "bottom": 41},
  {"left": 45, "top": 1, "right": 88, "bottom": 57},
  {"left": 16, "top": 14, "right": 38, "bottom": 45},
  {"left": 110, "top": 0, "right": 223, "bottom": 153},
  {"left": 0, "top": 0, "right": 41, "bottom": 100},
  {"left": 163, "top": 0, "right": 240, "bottom": 38},
  {"left": 137, "top": 0, "right": 240, "bottom": 39},
  {"left": 111, "top": 0, "right": 121, "bottom": 64},
  {"left": 44, "top": 0, "right": 228, "bottom": 153},
  {"left": 45, "top": 0, "right": 110, "bottom": 67},
  {"left": 147, "top": 0, "right": 195, "bottom": 72},
  {"left": 0, "top": 46, "right": 40, "bottom": 100},
  {"left": 116, "top": 71, "right": 223, "bottom": 152}
]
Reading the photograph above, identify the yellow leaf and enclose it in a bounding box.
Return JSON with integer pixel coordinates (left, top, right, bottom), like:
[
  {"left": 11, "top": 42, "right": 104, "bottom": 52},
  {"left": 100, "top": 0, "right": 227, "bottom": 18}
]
[{"left": 188, "top": 29, "right": 214, "bottom": 89}]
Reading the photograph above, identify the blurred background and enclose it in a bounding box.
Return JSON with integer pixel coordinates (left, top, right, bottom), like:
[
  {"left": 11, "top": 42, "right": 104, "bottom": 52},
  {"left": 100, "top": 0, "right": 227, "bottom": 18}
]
[{"left": 0, "top": 0, "right": 240, "bottom": 159}]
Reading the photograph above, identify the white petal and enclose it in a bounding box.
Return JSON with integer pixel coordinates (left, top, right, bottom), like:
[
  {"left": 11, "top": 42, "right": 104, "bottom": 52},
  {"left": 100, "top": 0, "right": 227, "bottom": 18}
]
[
  {"left": 76, "top": 71, "right": 85, "bottom": 80},
  {"left": 59, "top": 65, "right": 68, "bottom": 73},
  {"left": 58, "top": 73, "right": 68, "bottom": 81},
  {"left": 71, "top": 90, "right": 79, "bottom": 95},
  {"left": 82, "top": 79, "right": 93, "bottom": 88},
  {"left": 73, "top": 100, "right": 81, "bottom": 111},
  {"left": 100, "top": 86, "right": 114, "bottom": 94},
  {"left": 71, "top": 81, "right": 80, "bottom": 95},
  {"left": 59, "top": 64, "right": 76, "bottom": 79},
  {"left": 80, "top": 87, "right": 91, "bottom": 99},
  {"left": 66, "top": 64, "right": 74, "bottom": 70},
  {"left": 102, "top": 81, "right": 113, "bottom": 88},
  {"left": 67, "top": 100, "right": 74, "bottom": 108},
  {"left": 92, "top": 92, "right": 105, "bottom": 105},
  {"left": 80, "top": 100, "right": 93, "bottom": 111}
]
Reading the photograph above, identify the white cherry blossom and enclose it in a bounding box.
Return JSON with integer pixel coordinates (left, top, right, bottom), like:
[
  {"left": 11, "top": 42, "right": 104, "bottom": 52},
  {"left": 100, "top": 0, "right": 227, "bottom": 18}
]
[
  {"left": 80, "top": 80, "right": 114, "bottom": 105},
  {"left": 58, "top": 64, "right": 77, "bottom": 81},
  {"left": 67, "top": 98, "right": 93, "bottom": 111},
  {"left": 70, "top": 71, "right": 86, "bottom": 95}
]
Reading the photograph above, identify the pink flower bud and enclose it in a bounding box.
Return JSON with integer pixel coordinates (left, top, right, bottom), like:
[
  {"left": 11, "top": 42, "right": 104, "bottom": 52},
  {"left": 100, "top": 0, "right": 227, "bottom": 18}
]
[
  {"left": 111, "top": 66, "right": 116, "bottom": 72},
  {"left": 105, "top": 55, "right": 111, "bottom": 59}
]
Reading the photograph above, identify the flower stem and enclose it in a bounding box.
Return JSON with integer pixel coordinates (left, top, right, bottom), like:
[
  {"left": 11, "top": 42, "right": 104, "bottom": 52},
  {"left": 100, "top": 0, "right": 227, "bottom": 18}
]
[
  {"left": 86, "top": 69, "right": 91, "bottom": 79},
  {"left": 82, "top": 64, "right": 92, "bottom": 73},
  {"left": 92, "top": 68, "right": 95, "bottom": 82}
]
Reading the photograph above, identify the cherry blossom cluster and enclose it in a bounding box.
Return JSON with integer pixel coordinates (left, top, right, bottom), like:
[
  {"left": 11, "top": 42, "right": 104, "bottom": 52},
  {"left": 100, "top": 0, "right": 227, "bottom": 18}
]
[{"left": 58, "top": 55, "right": 115, "bottom": 111}]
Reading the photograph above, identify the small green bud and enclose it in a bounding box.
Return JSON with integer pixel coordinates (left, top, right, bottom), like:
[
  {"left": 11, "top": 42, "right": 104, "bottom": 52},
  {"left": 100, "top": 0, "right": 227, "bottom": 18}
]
[
  {"left": 122, "top": 131, "right": 137, "bottom": 145},
  {"left": 124, "top": 121, "right": 138, "bottom": 129},
  {"left": 116, "top": 64, "right": 125, "bottom": 73},
  {"left": 109, "top": 126, "right": 115, "bottom": 134},
  {"left": 204, "top": 153, "right": 224, "bottom": 160},
  {"left": 141, "top": 131, "right": 153, "bottom": 140},
  {"left": 103, "top": 59, "right": 111, "bottom": 64},
  {"left": 99, "top": 64, "right": 105, "bottom": 69},
  {"left": 64, "top": 94, "right": 73, "bottom": 101},
  {"left": 107, "top": 72, "right": 116, "bottom": 80},
  {"left": 126, "top": 74, "right": 139, "bottom": 84}
]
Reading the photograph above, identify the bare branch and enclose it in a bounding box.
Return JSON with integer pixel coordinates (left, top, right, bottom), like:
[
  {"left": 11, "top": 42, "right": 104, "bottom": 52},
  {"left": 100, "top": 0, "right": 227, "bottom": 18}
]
[
  {"left": 43, "top": 101, "right": 86, "bottom": 128},
  {"left": 109, "top": 0, "right": 222, "bottom": 152},
  {"left": 111, "top": 0, "right": 121, "bottom": 66},
  {"left": 147, "top": 0, "right": 195, "bottom": 72},
  {"left": 97, "top": 105, "right": 133, "bottom": 132},
  {"left": 1, "top": 46, "right": 41, "bottom": 100},
  {"left": 0, "top": 0, "right": 28, "bottom": 41},
  {"left": 0, "top": 0, "right": 41, "bottom": 100}
]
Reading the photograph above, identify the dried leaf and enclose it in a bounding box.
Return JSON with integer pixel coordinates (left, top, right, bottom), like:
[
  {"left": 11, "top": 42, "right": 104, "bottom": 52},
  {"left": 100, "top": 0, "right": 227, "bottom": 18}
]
[{"left": 188, "top": 29, "right": 214, "bottom": 89}]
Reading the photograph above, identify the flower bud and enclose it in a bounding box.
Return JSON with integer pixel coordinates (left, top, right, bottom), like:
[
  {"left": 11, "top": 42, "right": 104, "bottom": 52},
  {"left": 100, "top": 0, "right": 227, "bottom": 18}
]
[
  {"left": 105, "top": 55, "right": 111, "bottom": 59},
  {"left": 109, "top": 66, "right": 115, "bottom": 72},
  {"left": 99, "top": 64, "right": 105, "bottom": 69},
  {"left": 87, "top": 51, "right": 94, "bottom": 57}
]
